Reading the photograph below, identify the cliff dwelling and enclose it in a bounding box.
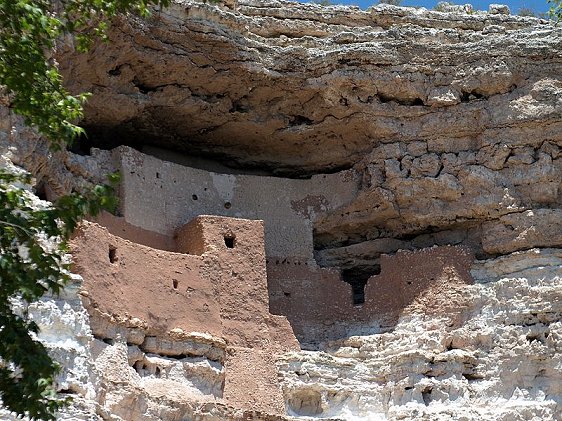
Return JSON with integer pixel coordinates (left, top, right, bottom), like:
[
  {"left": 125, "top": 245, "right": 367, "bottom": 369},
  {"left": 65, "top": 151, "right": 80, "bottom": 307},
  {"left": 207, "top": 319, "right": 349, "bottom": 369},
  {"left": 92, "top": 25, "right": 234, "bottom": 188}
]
[
  {"left": 68, "top": 143, "right": 477, "bottom": 416},
  {"left": 1, "top": 0, "right": 562, "bottom": 420},
  {"left": 74, "top": 146, "right": 477, "bottom": 342}
]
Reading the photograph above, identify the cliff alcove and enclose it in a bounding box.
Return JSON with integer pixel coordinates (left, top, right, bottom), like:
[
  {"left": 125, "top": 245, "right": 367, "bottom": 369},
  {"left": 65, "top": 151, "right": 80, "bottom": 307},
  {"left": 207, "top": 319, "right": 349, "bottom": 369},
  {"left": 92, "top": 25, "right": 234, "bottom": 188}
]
[{"left": 1, "top": 0, "right": 562, "bottom": 420}]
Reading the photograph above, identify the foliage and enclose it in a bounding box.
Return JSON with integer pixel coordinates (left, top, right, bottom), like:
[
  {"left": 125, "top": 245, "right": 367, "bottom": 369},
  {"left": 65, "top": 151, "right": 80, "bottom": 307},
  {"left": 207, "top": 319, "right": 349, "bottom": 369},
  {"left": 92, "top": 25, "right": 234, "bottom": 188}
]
[
  {"left": 549, "top": 0, "right": 562, "bottom": 20},
  {"left": 0, "top": 0, "right": 170, "bottom": 150},
  {"left": 0, "top": 0, "right": 167, "bottom": 419},
  {"left": 0, "top": 170, "right": 118, "bottom": 420}
]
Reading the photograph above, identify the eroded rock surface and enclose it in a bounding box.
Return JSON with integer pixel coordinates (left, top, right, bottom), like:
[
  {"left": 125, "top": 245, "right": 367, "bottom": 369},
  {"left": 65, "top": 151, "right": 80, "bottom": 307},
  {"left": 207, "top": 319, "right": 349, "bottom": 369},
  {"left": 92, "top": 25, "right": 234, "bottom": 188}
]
[
  {"left": 13, "top": 0, "right": 562, "bottom": 273},
  {"left": 279, "top": 249, "right": 562, "bottom": 420},
  {"left": 1, "top": 0, "right": 562, "bottom": 420},
  {"left": 59, "top": 1, "right": 562, "bottom": 176}
]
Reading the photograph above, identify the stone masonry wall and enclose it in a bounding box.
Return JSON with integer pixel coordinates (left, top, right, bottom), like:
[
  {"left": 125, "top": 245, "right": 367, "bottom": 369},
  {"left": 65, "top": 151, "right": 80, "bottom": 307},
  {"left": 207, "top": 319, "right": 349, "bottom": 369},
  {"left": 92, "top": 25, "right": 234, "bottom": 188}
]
[
  {"left": 71, "top": 216, "right": 298, "bottom": 414},
  {"left": 114, "top": 146, "right": 359, "bottom": 260},
  {"left": 1, "top": 0, "right": 561, "bottom": 419},
  {"left": 268, "top": 245, "right": 474, "bottom": 344}
]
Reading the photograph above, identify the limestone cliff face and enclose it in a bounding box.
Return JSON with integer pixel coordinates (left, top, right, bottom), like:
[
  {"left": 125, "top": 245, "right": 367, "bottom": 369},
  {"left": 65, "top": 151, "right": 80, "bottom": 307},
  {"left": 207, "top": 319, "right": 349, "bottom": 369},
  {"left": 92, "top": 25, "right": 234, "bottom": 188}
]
[
  {"left": 1, "top": 1, "right": 562, "bottom": 420},
  {"left": 61, "top": 0, "right": 562, "bottom": 173},
  {"left": 56, "top": 0, "right": 562, "bottom": 269}
]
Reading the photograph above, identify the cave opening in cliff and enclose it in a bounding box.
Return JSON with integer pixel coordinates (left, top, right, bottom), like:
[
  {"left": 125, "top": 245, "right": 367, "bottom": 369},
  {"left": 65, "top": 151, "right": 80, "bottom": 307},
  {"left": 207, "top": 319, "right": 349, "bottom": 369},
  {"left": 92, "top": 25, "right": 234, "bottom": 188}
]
[
  {"left": 69, "top": 126, "right": 309, "bottom": 178},
  {"left": 69, "top": 123, "right": 357, "bottom": 179}
]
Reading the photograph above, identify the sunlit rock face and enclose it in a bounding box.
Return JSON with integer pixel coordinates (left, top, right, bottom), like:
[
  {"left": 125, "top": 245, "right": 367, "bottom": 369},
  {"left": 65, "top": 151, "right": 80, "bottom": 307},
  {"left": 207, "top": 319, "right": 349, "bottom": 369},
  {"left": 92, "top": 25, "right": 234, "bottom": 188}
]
[
  {"left": 1, "top": 0, "right": 562, "bottom": 420},
  {"left": 278, "top": 249, "right": 562, "bottom": 420},
  {"left": 59, "top": 0, "right": 562, "bottom": 177}
]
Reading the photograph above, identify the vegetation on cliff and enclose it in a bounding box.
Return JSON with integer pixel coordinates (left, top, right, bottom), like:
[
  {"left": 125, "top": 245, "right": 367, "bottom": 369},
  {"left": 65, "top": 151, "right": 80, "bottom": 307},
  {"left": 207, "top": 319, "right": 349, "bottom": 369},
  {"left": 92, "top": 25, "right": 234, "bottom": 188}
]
[
  {"left": 550, "top": 0, "right": 562, "bottom": 18},
  {"left": 0, "top": 170, "right": 117, "bottom": 419},
  {"left": 0, "top": 1, "right": 167, "bottom": 419}
]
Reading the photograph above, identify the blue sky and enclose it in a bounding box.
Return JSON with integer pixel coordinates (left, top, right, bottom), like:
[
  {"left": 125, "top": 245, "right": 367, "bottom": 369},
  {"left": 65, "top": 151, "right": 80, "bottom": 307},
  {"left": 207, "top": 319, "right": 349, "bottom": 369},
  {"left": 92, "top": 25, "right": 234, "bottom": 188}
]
[
  {"left": 305, "top": 0, "right": 552, "bottom": 14},
  {"left": 400, "top": 0, "right": 550, "bottom": 13}
]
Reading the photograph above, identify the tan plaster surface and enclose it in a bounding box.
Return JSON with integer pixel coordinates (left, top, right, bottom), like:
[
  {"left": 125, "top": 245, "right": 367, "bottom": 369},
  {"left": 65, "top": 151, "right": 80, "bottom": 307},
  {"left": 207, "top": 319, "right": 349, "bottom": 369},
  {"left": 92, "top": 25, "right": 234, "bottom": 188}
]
[
  {"left": 268, "top": 246, "right": 474, "bottom": 343},
  {"left": 71, "top": 216, "right": 298, "bottom": 413},
  {"left": 115, "top": 146, "right": 359, "bottom": 259},
  {"left": 94, "top": 211, "right": 176, "bottom": 252},
  {"left": 72, "top": 221, "right": 219, "bottom": 337}
]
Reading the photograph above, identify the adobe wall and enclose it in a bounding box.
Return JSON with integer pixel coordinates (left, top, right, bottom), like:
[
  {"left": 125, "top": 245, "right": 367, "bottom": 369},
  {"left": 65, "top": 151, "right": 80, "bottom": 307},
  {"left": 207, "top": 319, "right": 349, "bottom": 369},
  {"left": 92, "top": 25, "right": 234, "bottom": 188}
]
[
  {"left": 268, "top": 246, "right": 474, "bottom": 344},
  {"left": 72, "top": 221, "right": 219, "bottom": 337},
  {"left": 86, "top": 146, "right": 476, "bottom": 345},
  {"left": 94, "top": 210, "right": 176, "bottom": 251},
  {"left": 71, "top": 216, "right": 298, "bottom": 414},
  {"left": 113, "top": 146, "right": 359, "bottom": 260},
  {"left": 72, "top": 155, "right": 476, "bottom": 413}
]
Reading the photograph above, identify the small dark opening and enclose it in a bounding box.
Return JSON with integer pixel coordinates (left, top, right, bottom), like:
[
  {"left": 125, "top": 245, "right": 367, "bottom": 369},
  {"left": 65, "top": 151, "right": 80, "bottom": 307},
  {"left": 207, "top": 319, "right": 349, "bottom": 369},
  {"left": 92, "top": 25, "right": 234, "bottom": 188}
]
[
  {"left": 378, "top": 93, "right": 393, "bottom": 103},
  {"left": 102, "top": 338, "right": 114, "bottom": 345},
  {"left": 108, "top": 66, "right": 121, "bottom": 76},
  {"left": 462, "top": 372, "right": 484, "bottom": 381},
  {"left": 224, "top": 202, "right": 231, "bottom": 209},
  {"left": 173, "top": 279, "right": 178, "bottom": 289},
  {"left": 132, "top": 77, "right": 153, "bottom": 94},
  {"left": 284, "top": 292, "right": 291, "bottom": 297},
  {"left": 421, "top": 387, "right": 432, "bottom": 406},
  {"left": 109, "top": 246, "right": 117, "bottom": 263},
  {"left": 192, "top": 194, "right": 198, "bottom": 200},
  {"left": 34, "top": 181, "right": 48, "bottom": 201},
  {"left": 133, "top": 361, "right": 149, "bottom": 372},
  {"left": 341, "top": 265, "right": 381, "bottom": 305},
  {"left": 224, "top": 236, "right": 235, "bottom": 248},
  {"left": 156, "top": 172, "right": 160, "bottom": 179},
  {"left": 289, "top": 115, "right": 314, "bottom": 126}
]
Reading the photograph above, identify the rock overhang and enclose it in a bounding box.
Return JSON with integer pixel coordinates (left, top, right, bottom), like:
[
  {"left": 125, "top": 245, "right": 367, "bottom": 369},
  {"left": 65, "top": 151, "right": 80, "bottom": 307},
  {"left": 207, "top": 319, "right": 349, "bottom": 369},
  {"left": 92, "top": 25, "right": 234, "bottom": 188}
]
[
  {"left": 1, "top": 1, "right": 562, "bottom": 419},
  {"left": 58, "top": 0, "right": 562, "bottom": 176}
]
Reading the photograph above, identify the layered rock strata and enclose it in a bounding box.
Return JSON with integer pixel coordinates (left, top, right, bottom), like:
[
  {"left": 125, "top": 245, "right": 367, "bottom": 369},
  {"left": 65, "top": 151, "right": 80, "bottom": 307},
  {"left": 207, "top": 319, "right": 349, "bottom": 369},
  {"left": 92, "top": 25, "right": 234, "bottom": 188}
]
[
  {"left": 0, "top": 0, "right": 561, "bottom": 420},
  {"left": 15, "top": 0, "right": 562, "bottom": 275},
  {"left": 59, "top": 0, "right": 562, "bottom": 175}
]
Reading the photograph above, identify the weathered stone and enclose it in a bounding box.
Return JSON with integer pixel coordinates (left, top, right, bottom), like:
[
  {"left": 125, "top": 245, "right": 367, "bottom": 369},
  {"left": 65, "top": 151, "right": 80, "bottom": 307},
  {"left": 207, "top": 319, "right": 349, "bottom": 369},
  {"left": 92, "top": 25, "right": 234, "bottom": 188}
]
[
  {"left": 50, "top": 0, "right": 562, "bottom": 177},
  {"left": 482, "top": 209, "right": 562, "bottom": 254},
  {"left": 1, "top": 0, "right": 562, "bottom": 419},
  {"left": 489, "top": 4, "right": 511, "bottom": 15},
  {"left": 278, "top": 249, "right": 562, "bottom": 420}
]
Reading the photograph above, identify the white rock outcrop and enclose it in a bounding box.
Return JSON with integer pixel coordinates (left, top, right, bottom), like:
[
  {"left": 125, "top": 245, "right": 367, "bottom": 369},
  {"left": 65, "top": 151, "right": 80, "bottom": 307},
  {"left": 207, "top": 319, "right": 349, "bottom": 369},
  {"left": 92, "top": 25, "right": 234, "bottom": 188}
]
[
  {"left": 279, "top": 249, "right": 562, "bottom": 420},
  {"left": 1, "top": 0, "right": 561, "bottom": 420}
]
